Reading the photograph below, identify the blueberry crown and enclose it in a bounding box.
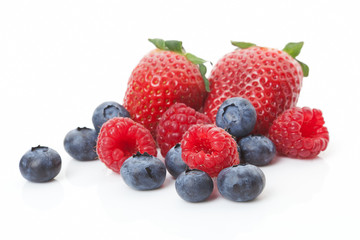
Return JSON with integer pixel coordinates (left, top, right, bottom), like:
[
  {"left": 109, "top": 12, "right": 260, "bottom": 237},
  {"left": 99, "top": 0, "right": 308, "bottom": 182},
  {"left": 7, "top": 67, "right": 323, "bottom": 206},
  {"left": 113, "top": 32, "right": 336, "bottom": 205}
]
[
  {"left": 77, "top": 127, "right": 91, "bottom": 131},
  {"left": 31, "top": 145, "right": 49, "bottom": 152},
  {"left": 133, "top": 152, "right": 152, "bottom": 158}
]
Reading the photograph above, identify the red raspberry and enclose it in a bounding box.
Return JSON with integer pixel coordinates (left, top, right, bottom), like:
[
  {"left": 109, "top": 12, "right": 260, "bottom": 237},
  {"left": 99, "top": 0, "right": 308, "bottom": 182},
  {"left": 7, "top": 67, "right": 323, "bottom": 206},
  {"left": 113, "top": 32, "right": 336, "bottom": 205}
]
[
  {"left": 96, "top": 117, "right": 157, "bottom": 173},
  {"left": 268, "top": 107, "right": 329, "bottom": 158},
  {"left": 156, "top": 103, "right": 212, "bottom": 157},
  {"left": 181, "top": 124, "right": 240, "bottom": 177}
]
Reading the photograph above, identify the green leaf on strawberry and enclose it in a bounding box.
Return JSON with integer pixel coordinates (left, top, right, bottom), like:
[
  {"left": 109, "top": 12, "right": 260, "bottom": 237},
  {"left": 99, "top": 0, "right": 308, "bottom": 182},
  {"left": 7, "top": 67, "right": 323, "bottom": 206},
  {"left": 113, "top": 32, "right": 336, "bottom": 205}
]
[
  {"left": 282, "top": 42, "right": 309, "bottom": 77},
  {"left": 199, "top": 64, "right": 210, "bottom": 92},
  {"left": 148, "top": 38, "right": 167, "bottom": 50},
  {"left": 282, "top": 42, "right": 303, "bottom": 58},
  {"left": 164, "top": 40, "right": 184, "bottom": 54},
  {"left": 296, "top": 60, "right": 309, "bottom": 77},
  {"left": 185, "top": 53, "right": 206, "bottom": 64},
  {"left": 149, "top": 38, "right": 185, "bottom": 54},
  {"left": 231, "top": 41, "right": 256, "bottom": 49}
]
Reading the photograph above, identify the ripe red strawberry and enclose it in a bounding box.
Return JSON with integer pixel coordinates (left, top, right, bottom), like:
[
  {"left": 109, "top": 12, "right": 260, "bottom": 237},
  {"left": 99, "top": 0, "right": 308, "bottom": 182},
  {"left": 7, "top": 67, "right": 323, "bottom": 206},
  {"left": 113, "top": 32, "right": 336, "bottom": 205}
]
[
  {"left": 96, "top": 117, "right": 157, "bottom": 173},
  {"left": 123, "top": 39, "right": 210, "bottom": 137},
  {"left": 268, "top": 107, "right": 329, "bottom": 159},
  {"left": 203, "top": 41, "right": 309, "bottom": 135},
  {"left": 181, "top": 124, "right": 240, "bottom": 177},
  {"left": 156, "top": 103, "right": 211, "bottom": 157}
]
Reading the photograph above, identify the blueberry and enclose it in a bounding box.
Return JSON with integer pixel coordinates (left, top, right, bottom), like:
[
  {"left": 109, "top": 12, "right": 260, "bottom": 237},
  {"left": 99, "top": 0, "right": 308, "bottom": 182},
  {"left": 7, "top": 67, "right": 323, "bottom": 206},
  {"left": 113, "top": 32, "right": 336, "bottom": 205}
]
[
  {"left": 215, "top": 97, "right": 257, "bottom": 138},
  {"left": 92, "top": 101, "right": 130, "bottom": 133},
  {"left": 19, "top": 146, "right": 62, "bottom": 182},
  {"left": 64, "top": 127, "right": 98, "bottom": 161},
  {"left": 120, "top": 152, "right": 166, "bottom": 190},
  {"left": 165, "top": 144, "right": 188, "bottom": 178},
  {"left": 238, "top": 135, "right": 276, "bottom": 166},
  {"left": 175, "top": 169, "right": 214, "bottom": 202},
  {"left": 217, "top": 164, "right": 265, "bottom": 202}
]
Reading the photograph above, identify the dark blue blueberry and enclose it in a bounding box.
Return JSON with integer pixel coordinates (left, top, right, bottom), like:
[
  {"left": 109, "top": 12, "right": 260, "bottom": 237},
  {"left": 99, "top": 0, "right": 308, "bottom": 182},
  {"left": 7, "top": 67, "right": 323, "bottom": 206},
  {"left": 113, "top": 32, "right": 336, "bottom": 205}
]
[
  {"left": 238, "top": 135, "right": 276, "bottom": 166},
  {"left": 64, "top": 127, "right": 98, "bottom": 161},
  {"left": 215, "top": 97, "right": 257, "bottom": 138},
  {"left": 175, "top": 169, "right": 214, "bottom": 202},
  {"left": 120, "top": 152, "right": 166, "bottom": 190},
  {"left": 92, "top": 101, "right": 130, "bottom": 133},
  {"left": 165, "top": 144, "right": 188, "bottom": 178},
  {"left": 19, "top": 146, "right": 62, "bottom": 183},
  {"left": 217, "top": 164, "right": 265, "bottom": 202}
]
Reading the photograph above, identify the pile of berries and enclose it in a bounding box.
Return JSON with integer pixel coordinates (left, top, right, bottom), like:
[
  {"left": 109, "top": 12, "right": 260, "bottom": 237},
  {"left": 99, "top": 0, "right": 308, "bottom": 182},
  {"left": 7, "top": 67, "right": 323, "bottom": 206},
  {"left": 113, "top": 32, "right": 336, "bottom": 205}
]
[{"left": 19, "top": 38, "right": 330, "bottom": 203}]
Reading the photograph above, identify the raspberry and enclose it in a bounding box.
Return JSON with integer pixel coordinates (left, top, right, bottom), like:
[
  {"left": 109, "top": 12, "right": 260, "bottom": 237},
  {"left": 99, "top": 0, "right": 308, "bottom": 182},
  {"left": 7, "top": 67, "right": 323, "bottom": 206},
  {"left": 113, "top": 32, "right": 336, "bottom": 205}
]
[
  {"left": 96, "top": 117, "right": 157, "bottom": 173},
  {"left": 181, "top": 124, "right": 240, "bottom": 177},
  {"left": 156, "top": 103, "right": 211, "bottom": 157},
  {"left": 268, "top": 107, "right": 329, "bottom": 159}
]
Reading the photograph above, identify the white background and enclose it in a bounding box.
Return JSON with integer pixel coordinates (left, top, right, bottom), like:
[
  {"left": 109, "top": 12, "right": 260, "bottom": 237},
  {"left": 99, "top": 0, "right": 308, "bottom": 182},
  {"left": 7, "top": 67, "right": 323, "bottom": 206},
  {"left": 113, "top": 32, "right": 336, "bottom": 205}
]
[{"left": 1, "top": 0, "right": 359, "bottom": 239}]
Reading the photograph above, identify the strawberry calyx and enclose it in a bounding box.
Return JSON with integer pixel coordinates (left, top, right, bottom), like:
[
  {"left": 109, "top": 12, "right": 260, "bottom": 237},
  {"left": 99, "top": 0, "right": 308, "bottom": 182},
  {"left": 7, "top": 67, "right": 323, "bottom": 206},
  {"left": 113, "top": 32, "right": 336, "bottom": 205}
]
[
  {"left": 149, "top": 38, "right": 210, "bottom": 92},
  {"left": 231, "top": 41, "right": 256, "bottom": 49},
  {"left": 282, "top": 42, "right": 309, "bottom": 77},
  {"left": 231, "top": 41, "right": 309, "bottom": 77}
]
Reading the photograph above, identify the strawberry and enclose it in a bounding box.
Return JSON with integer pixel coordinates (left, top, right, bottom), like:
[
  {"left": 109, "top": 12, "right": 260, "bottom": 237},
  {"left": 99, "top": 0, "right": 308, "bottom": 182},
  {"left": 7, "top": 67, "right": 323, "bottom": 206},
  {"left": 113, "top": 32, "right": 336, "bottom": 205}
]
[
  {"left": 123, "top": 39, "right": 210, "bottom": 137},
  {"left": 203, "top": 41, "right": 309, "bottom": 135}
]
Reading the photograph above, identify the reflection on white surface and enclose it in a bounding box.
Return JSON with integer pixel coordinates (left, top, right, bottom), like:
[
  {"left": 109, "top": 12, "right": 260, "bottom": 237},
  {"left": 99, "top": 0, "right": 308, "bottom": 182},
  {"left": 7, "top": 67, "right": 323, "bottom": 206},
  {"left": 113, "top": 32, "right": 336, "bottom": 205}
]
[
  {"left": 261, "top": 156, "right": 329, "bottom": 206},
  {"left": 22, "top": 180, "right": 64, "bottom": 211},
  {"left": 65, "top": 158, "right": 104, "bottom": 187}
]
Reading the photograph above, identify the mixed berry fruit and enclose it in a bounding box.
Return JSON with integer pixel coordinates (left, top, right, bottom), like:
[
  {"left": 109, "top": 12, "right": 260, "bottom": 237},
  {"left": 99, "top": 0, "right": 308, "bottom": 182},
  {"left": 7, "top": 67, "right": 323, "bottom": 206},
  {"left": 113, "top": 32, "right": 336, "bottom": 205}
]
[
  {"left": 215, "top": 97, "right": 257, "bottom": 138},
  {"left": 217, "top": 164, "right": 266, "bottom": 202},
  {"left": 120, "top": 152, "right": 166, "bottom": 190},
  {"left": 269, "top": 107, "right": 329, "bottom": 158},
  {"left": 164, "top": 144, "right": 188, "bottom": 178},
  {"left": 157, "top": 103, "right": 211, "bottom": 157},
  {"left": 19, "top": 146, "right": 62, "bottom": 182},
  {"left": 123, "top": 39, "right": 209, "bottom": 137},
  {"left": 175, "top": 169, "right": 214, "bottom": 202},
  {"left": 97, "top": 117, "right": 157, "bottom": 173},
  {"left": 20, "top": 38, "right": 330, "bottom": 204},
  {"left": 64, "top": 127, "right": 98, "bottom": 161},
  {"left": 181, "top": 124, "right": 240, "bottom": 177},
  {"left": 204, "top": 41, "right": 307, "bottom": 135},
  {"left": 238, "top": 135, "right": 276, "bottom": 166},
  {"left": 92, "top": 101, "right": 130, "bottom": 133}
]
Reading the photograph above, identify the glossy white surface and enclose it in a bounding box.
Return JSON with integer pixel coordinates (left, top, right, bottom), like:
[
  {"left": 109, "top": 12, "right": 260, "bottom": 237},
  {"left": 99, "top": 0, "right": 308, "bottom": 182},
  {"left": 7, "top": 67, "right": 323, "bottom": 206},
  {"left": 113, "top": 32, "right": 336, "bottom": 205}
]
[{"left": 1, "top": 0, "right": 359, "bottom": 239}]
